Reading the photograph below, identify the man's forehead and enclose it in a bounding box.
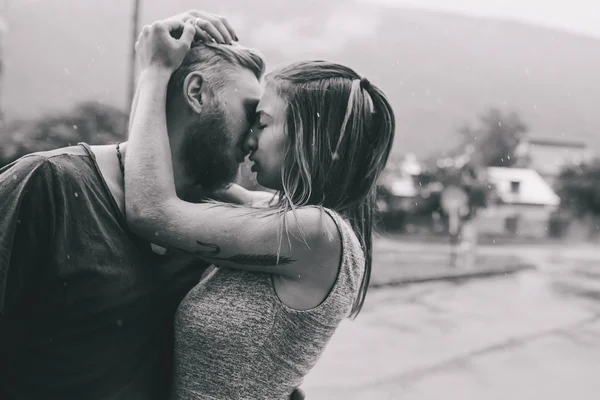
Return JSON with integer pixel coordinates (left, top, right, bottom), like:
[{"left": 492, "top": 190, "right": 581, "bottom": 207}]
[
  {"left": 229, "top": 69, "right": 263, "bottom": 99},
  {"left": 224, "top": 71, "right": 263, "bottom": 119}
]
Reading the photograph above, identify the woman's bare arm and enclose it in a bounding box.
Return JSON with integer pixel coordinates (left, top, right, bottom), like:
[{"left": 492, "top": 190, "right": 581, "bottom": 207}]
[{"left": 212, "top": 184, "right": 279, "bottom": 207}]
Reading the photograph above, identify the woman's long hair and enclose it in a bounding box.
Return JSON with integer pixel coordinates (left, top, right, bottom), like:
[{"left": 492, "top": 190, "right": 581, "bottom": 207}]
[{"left": 266, "top": 61, "right": 396, "bottom": 318}]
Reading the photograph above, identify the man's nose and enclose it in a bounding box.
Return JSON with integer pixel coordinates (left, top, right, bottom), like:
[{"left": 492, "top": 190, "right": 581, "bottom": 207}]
[{"left": 243, "top": 129, "right": 257, "bottom": 154}]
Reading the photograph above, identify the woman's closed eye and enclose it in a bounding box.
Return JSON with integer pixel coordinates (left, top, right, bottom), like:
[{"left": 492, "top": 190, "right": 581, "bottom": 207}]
[{"left": 254, "top": 121, "right": 267, "bottom": 131}]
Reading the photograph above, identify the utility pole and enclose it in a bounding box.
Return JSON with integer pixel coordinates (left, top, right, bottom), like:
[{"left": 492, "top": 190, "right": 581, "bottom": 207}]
[{"left": 127, "top": 0, "right": 141, "bottom": 124}]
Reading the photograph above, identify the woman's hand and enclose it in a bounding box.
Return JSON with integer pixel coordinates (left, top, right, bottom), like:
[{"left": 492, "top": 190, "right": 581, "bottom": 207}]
[
  {"left": 135, "top": 21, "right": 196, "bottom": 73},
  {"left": 160, "top": 10, "right": 238, "bottom": 44},
  {"left": 134, "top": 10, "right": 240, "bottom": 73}
]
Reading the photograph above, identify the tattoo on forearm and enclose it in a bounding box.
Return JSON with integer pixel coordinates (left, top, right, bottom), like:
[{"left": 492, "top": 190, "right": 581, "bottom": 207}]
[{"left": 192, "top": 240, "right": 295, "bottom": 266}]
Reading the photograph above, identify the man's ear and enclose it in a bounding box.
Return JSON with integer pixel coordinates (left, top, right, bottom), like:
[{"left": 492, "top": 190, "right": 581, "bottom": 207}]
[{"left": 183, "top": 71, "right": 213, "bottom": 114}]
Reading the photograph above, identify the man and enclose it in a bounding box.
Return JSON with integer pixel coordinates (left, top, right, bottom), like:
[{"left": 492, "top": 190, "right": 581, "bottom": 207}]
[{"left": 0, "top": 10, "right": 303, "bottom": 400}]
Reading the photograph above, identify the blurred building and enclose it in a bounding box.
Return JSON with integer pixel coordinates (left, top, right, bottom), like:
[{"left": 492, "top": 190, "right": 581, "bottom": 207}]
[
  {"left": 476, "top": 167, "right": 560, "bottom": 238},
  {"left": 382, "top": 153, "right": 422, "bottom": 176},
  {"left": 516, "top": 137, "right": 594, "bottom": 186},
  {"left": 377, "top": 153, "right": 420, "bottom": 213}
]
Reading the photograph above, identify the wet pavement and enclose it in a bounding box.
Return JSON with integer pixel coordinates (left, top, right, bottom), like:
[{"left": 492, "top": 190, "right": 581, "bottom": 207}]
[{"left": 302, "top": 243, "right": 600, "bottom": 399}]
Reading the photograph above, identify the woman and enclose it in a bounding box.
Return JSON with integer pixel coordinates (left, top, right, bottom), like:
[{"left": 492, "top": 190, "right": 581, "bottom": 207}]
[{"left": 125, "top": 19, "right": 395, "bottom": 399}]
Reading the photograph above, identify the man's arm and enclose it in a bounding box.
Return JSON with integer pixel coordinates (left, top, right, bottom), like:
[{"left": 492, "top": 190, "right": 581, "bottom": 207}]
[{"left": 0, "top": 156, "right": 56, "bottom": 324}]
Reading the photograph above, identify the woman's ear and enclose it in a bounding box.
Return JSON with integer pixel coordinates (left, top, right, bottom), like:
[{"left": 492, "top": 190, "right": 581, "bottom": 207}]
[{"left": 183, "top": 71, "right": 213, "bottom": 114}]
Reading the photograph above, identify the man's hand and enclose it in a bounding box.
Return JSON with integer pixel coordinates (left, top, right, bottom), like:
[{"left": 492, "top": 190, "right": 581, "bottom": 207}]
[
  {"left": 160, "top": 10, "right": 238, "bottom": 44},
  {"left": 135, "top": 21, "right": 196, "bottom": 72}
]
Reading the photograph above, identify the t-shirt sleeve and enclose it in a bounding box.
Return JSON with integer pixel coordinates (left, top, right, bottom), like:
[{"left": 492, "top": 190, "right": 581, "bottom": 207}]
[{"left": 0, "top": 156, "right": 57, "bottom": 322}]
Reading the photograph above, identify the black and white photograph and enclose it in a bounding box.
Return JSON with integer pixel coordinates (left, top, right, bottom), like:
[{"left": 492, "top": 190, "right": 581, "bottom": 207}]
[{"left": 1, "top": 1, "right": 599, "bottom": 399}]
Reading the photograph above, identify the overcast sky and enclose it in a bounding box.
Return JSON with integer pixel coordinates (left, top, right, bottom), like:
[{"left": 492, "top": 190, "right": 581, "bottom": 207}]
[
  {"left": 3, "top": 0, "right": 599, "bottom": 40},
  {"left": 360, "top": 0, "right": 600, "bottom": 39}
]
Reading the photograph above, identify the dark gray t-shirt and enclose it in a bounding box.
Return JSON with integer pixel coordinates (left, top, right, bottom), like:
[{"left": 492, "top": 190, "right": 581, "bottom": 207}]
[{"left": 0, "top": 144, "right": 205, "bottom": 400}]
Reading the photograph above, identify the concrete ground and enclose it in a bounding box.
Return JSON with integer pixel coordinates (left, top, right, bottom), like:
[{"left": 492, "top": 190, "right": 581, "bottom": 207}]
[{"left": 302, "top": 242, "right": 600, "bottom": 399}]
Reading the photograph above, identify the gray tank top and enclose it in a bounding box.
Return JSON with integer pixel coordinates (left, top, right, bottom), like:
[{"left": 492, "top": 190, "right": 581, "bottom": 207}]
[{"left": 170, "top": 209, "right": 365, "bottom": 399}]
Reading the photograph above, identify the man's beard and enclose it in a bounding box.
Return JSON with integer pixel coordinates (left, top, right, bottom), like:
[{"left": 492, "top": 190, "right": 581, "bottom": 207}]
[{"left": 181, "top": 103, "right": 240, "bottom": 191}]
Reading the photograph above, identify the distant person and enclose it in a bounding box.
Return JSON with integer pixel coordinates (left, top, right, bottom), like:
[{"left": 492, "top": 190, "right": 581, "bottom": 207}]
[{"left": 124, "top": 14, "right": 396, "bottom": 399}]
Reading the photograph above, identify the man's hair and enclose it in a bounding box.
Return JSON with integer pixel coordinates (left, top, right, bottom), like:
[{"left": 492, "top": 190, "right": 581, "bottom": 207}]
[{"left": 166, "top": 42, "right": 266, "bottom": 105}]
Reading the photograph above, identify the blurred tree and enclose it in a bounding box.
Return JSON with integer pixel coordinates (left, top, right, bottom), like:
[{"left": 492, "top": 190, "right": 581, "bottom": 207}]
[
  {"left": 458, "top": 108, "right": 529, "bottom": 168},
  {"left": 0, "top": 101, "right": 127, "bottom": 167},
  {"left": 555, "top": 159, "right": 600, "bottom": 217}
]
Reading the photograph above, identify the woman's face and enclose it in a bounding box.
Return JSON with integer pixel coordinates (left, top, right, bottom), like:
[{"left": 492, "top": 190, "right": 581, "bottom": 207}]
[{"left": 244, "top": 84, "right": 288, "bottom": 190}]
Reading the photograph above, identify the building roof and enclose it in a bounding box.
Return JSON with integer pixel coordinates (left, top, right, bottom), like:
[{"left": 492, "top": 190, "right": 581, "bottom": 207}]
[
  {"left": 527, "top": 137, "right": 588, "bottom": 149},
  {"left": 487, "top": 167, "right": 560, "bottom": 206},
  {"left": 519, "top": 137, "right": 593, "bottom": 177}
]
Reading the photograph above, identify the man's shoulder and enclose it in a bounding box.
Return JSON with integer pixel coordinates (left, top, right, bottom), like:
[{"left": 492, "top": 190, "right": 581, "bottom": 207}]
[
  {"left": 2, "top": 144, "right": 94, "bottom": 181},
  {"left": 30, "top": 144, "right": 91, "bottom": 168}
]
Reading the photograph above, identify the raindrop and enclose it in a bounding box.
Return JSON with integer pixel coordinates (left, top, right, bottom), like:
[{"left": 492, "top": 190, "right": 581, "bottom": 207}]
[
  {"left": 155, "top": 232, "right": 159, "bottom": 236},
  {"left": 64, "top": 68, "right": 70, "bottom": 75},
  {"left": 116, "top": 320, "right": 123, "bottom": 327},
  {"left": 316, "top": 112, "right": 320, "bottom": 118},
  {"left": 67, "top": 255, "right": 71, "bottom": 259},
  {"left": 73, "top": 125, "right": 78, "bottom": 130},
  {"left": 74, "top": 192, "right": 79, "bottom": 197}
]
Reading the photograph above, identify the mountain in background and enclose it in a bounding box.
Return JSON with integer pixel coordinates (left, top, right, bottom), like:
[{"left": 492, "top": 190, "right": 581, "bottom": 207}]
[{"left": 2, "top": 0, "right": 599, "bottom": 158}]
